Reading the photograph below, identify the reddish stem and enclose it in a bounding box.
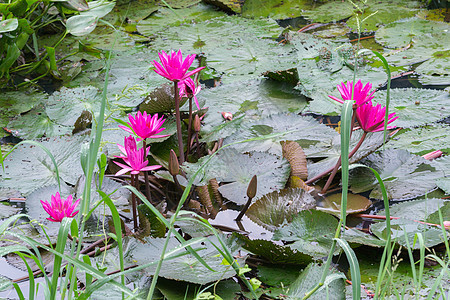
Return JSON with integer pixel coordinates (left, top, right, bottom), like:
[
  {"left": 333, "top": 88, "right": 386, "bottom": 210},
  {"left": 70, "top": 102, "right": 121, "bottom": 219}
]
[
  {"left": 142, "top": 139, "right": 152, "bottom": 203},
  {"left": 131, "top": 174, "right": 138, "bottom": 231},
  {"left": 174, "top": 81, "right": 185, "bottom": 164},
  {"left": 354, "top": 214, "right": 444, "bottom": 228},
  {"left": 186, "top": 96, "right": 193, "bottom": 158}
]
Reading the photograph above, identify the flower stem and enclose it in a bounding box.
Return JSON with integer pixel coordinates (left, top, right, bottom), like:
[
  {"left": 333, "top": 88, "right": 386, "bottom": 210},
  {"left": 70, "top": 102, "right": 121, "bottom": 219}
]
[
  {"left": 142, "top": 139, "right": 152, "bottom": 203},
  {"left": 174, "top": 81, "right": 185, "bottom": 164},
  {"left": 320, "top": 131, "right": 367, "bottom": 194},
  {"left": 131, "top": 174, "right": 138, "bottom": 231},
  {"left": 186, "top": 96, "right": 193, "bottom": 158}
]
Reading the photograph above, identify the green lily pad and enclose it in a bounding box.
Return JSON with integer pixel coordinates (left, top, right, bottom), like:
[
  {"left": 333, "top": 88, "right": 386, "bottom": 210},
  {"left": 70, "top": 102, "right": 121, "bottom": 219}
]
[
  {"left": 0, "top": 203, "right": 21, "bottom": 220},
  {"left": 386, "top": 125, "right": 450, "bottom": 155},
  {"left": 241, "top": 0, "right": 312, "bottom": 19},
  {"left": 291, "top": 33, "right": 387, "bottom": 115},
  {"left": 349, "top": 149, "right": 444, "bottom": 200},
  {"left": 182, "top": 148, "right": 290, "bottom": 205},
  {"left": 7, "top": 105, "right": 73, "bottom": 139},
  {"left": 287, "top": 262, "right": 345, "bottom": 300},
  {"left": 111, "top": 0, "right": 159, "bottom": 23},
  {"left": 232, "top": 232, "right": 313, "bottom": 265},
  {"left": 426, "top": 201, "right": 450, "bottom": 225},
  {"left": 377, "top": 198, "right": 447, "bottom": 221},
  {"left": 343, "top": 227, "right": 386, "bottom": 248},
  {"left": 125, "top": 235, "right": 242, "bottom": 284},
  {"left": 372, "top": 88, "right": 450, "bottom": 128},
  {"left": 318, "top": 193, "right": 372, "bottom": 216},
  {"left": 273, "top": 210, "right": 339, "bottom": 259},
  {"left": 359, "top": 256, "right": 450, "bottom": 298},
  {"left": 136, "top": 3, "right": 225, "bottom": 37},
  {"left": 198, "top": 79, "right": 308, "bottom": 142},
  {"left": 306, "top": 131, "right": 386, "bottom": 180},
  {"left": 375, "top": 17, "right": 450, "bottom": 49},
  {"left": 45, "top": 86, "right": 104, "bottom": 127},
  {"left": 246, "top": 188, "right": 316, "bottom": 231},
  {"left": 223, "top": 113, "right": 338, "bottom": 155},
  {"left": 304, "top": 0, "right": 422, "bottom": 31},
  {"left": 72, "top": 26, "right": 135, "bottom": 50},
  {"left": 431, "top": 155, "right": 450, "bottom": 194},
  {"left": 370, "top": 218, "right": 447, "bottom": 249},
  {"left": 0, "top": 135, "right": 87, "bottom": 195},
  {"left": 415, "top": 53, "right": 450, "bottom": 85}
]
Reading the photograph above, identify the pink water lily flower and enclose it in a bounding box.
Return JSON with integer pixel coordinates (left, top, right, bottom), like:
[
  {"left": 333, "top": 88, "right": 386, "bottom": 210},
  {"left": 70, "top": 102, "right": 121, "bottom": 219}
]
[
  {"left": 153, "top": 50, "right": 205, "bottom": 82},
  {"left": 329, "top": 80, "right": 375, "bottom": 106},
  {"left": 114, "top": 136, "right": 161, "bottom": 176},
  {"left": 119, "top": 112, "right": 170, "bottom": 141},
  {"left": 179, "top": 77, "right": 202, "bottom": 110},
  {"left": 40, "top": 192, "right": 80, "bottom": 222},
  {"left": 356, "top": 102, "right": 398, "bottom": 132}
]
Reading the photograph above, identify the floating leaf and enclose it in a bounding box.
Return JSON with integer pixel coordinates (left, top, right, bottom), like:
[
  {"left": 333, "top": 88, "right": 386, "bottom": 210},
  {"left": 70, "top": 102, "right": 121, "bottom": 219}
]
[
  {"left": 0, "top": 203, "right": 21, "bottom": 220},
  {"left": 203, "top": 0, "right": 243, "bottom": 13},
  {"left": 318, "top": 193, "right": 372, "bottom": 216},
  {"left": 433, "top": 155, "right": 450, "bottom": 194},
  {"left": 303, "top": 0, "right": 422, "bottom": 32},
  {"left": 45, "top": 86, "right": 104, "bottom": 127},
  {"left": 370, "top": 218, "right": 446, "bottom": 249},
  {"left": 8, "top": 105, "right": 73, "bottom": 139},
  {"left": 372, "top": 88, "right": 450, "bottom": 128},
  {"left": 287, "top": 262, "right": 345, "bottom": 300},
  {"left": 246, "top": 188, "right": 316, "bottom": 231},
  {"left": 198, "top": 79, "right": 308, "bottom": 142},
  {"left": 241, "top": 0, "right": 312, "bottom": 19},
  {"left": 139, "top": 83, "right": 187, "bottom": 113},
  {"left": 349, "top": 149, "right": 444, "bottom": 200},
  {"left": 343, "top": 228, "right": 386, "bottom": 248},
  {"left": 378, "top": 198, "right": 447, "bottom": 221},
  {"left": 386, "top": 125, "right": 450, "bottom": 155},
  {"left": 183, "top": 148, "right": 290, "bottom": 205},
  {"left": 126, "top": 235, "right": 241, "bottom": 284},
  {"left": 136, "top": 3, "right": 225, "bottom": 36},
  {"left": 291, "top": 33, "right": 387, "bottom": 115},
  {"left": 307, "top": 131, "right": 386, "bottom": 180},
  {"left": 224, "top": 113, "right": 338, "bottom": 155},
  {"left": 375, "top": 17, "right": 450, "bottom": 49},
  {"left": 0, "top": 136, "right": 87, "bottom": 195},
  {"left": 233, "top": 233, "right": 312, "bottom": 265},
  {"left": 273, "top": 210, "right": 339, "bottom": 259}
]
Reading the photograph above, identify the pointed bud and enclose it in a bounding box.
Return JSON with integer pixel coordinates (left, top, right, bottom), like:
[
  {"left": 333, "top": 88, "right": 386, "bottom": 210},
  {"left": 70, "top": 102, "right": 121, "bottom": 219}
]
[
  {"left": 444, "top": 221, "right": 450, "bottom": 230},
  {"left": 194, "top": 115, "right": 201, "bottom": 132},
  {"left": 169, "top": 149, "right": 179, "bottom": 176},
  {"left": 246, "top": 175, "right": 257, "bottom": 199},
  {"left": 221, "top": 112, "right": 233, "bottom": 121}
]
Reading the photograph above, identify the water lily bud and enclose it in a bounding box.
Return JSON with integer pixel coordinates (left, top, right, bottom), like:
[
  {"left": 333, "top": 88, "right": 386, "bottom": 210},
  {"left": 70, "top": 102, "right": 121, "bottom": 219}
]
[
  {"left": 221, "top": 112, "right": 233, "bottom": 121},
  {"left": 443, "top": 221, "right": 450, "bottom": 230},
  {"left": 247, "top": 175, "right": 257, "bottom": 199},
  {"left": 169, "top": 149, "right": 179, "bottom": 176},
  {"left": 194, "top": 115, "right": 201, "bottom": 132}
]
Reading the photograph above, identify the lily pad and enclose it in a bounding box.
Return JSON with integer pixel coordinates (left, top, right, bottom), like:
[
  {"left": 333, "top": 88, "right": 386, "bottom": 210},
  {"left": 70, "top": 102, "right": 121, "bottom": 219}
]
[
  {"left": 8, "top": 105, "right": 73, "bottom": 139},
  {"left": 0, "top": 135, "right": 87, "bottom": 195},
  {"left": 287, "top": 262, "right": 345, "bottom": 300},
  {"left": 136, "top": 3, "right": 225, "bottom": 37},
  {"left": 246, "top": 188, "right": 316, "bottom": 231},
  {"left": 273, "top": 210, "right": 339, "bottom": 259},
  {"left": 198, "top": 79, "right": 308, "bottom": 142},
  {"left": 223, "top": 113, "right": 338, "bottom": 155},
  {"left": 386, "top": 125, "right": 450, "bottom": 155},
  {"left": 317, "top": 193, "right": 372, "bottom": 216},
  {"left": 0, "top": 203, "right": 21, "bottom": 220},
  {"left": 430, "top": 155, "right": 450, "bottom": 194},
  {"left": 203, "top": 0, "right": 243, "bottom": 14},
  {"left": 370, "top": 218, "right": 447, "bottom": 249},
  {"left": 182, "top": 148, "right": 290, "bottom": 205},
  {"left": 377, "top": 198, "right": 447, "bottom": 221},
  {"left": 291, "top": 33, "right": 387, "bottom": 115},
  {"left": 375, "top": 17, "right": 450, "bottom": 49},
  {"left": 233, "top": 232, "right": 313, "bottom": 265},
  {"left": 343, "top": 228, "right": 386, "bottom": 248},
  {"left": 349, "top": 149, "right": 444, "bottom": 200},
  {"left": 45, "top": 86, "right": 104, "bottom": 127},
  {"left": 372, "top": 88, "right": 450, "bottom": 128},
  {"left": 125, "top": 235, "right": 241, "bottom": 284},
  {"left": 306, "top": 131, "right": 386, "bottom": 181}
]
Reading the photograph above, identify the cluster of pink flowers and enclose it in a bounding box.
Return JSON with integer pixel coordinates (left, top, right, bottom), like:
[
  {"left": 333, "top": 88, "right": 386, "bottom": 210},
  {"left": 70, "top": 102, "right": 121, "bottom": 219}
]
[{"left": 329, "top": 80, "right": 398, "bottom": 132}]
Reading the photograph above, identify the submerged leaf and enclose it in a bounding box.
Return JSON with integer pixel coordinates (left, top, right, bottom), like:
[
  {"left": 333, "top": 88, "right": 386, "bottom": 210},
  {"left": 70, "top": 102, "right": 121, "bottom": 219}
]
[{"left": 318, "top": 193, "right": 372, "bottom": 216}]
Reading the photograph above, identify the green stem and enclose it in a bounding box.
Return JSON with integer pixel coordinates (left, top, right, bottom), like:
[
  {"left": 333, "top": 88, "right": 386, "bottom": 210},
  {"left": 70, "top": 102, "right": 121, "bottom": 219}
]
[{"left": 174, "top": 81, "right": 185, "bottom": 164}]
